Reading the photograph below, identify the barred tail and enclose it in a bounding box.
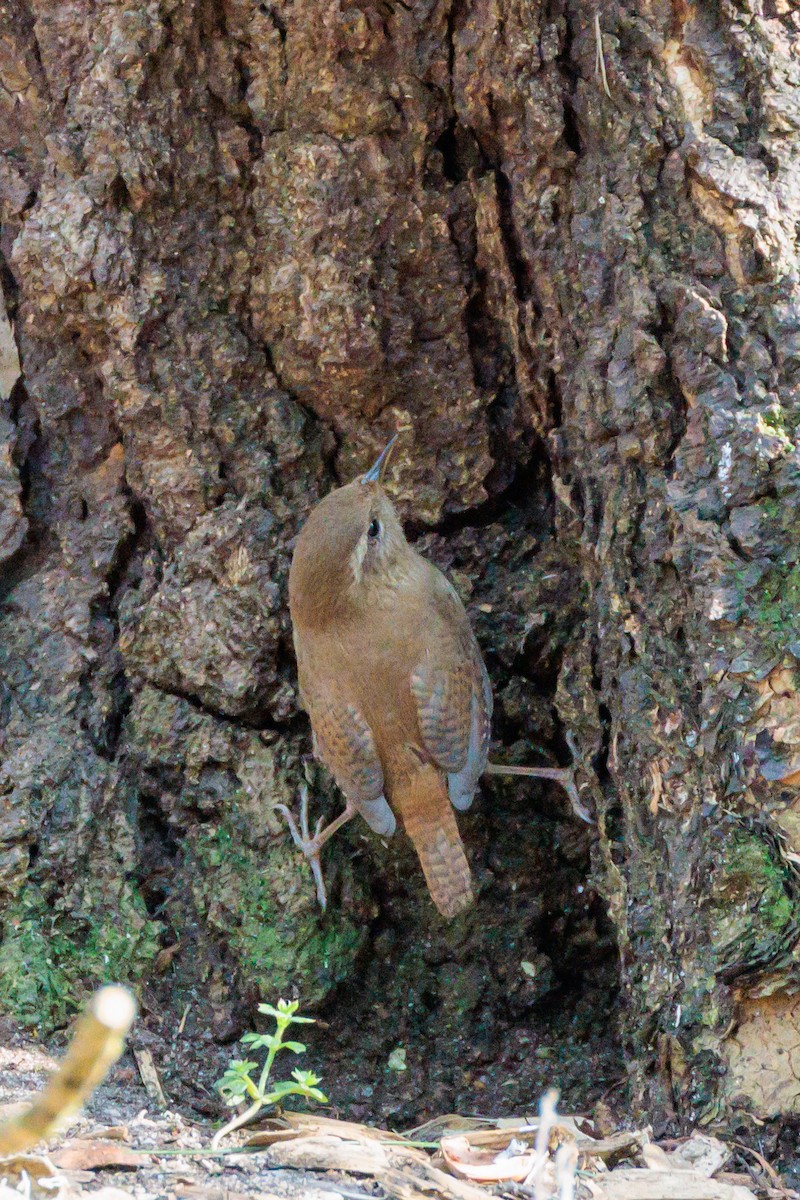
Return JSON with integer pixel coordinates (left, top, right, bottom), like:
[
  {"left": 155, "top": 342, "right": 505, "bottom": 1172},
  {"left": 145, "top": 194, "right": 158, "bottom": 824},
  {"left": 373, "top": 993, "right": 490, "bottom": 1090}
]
[{"left": 399, "top": 766, "right": 473, "bottom": 919}]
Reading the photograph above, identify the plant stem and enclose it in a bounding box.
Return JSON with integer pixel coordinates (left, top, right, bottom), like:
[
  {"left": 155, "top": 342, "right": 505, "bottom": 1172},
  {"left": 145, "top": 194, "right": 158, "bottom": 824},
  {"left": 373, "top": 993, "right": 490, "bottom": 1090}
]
[
  {"left": 210, "top": 1097, "right": 264, "bottom": 1150},
  {"left": 256, "top": 1018, "right": 285, "bottom": 1097},
  {"left": 210, "top": 1015, "right": 289, "bottom": 1149}
]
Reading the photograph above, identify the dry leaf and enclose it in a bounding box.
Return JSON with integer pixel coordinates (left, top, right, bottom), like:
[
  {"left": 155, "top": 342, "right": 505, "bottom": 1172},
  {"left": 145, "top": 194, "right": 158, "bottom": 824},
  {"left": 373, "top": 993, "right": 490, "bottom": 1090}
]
[
  {"left": 76, "top": 1126, "right": 130, "bottom": 1143},
  {"left": 406, "top": 1112, "right": 592, "bottom": 1145},
  {"left": 0, "top": 1153, "right": 63, "bottom": 1198},
  {"left": 243, "top": 1128, "right": 304, "bottom": 1147},
  {"left": 133, "top": 1049, "right": 167, "bottom": 1109},
  {"left": 578, "top": 1131, "right": 650, "bottom": 1164},
  {"left": 404, "top": 1114, "right": 502, "bottom": 1141},
  {"left": 49, "top": 1141, "right": 143, "bottom": 1171},
  {"left": 280, "top": 1111, "right": 406, "bottom": 1142},
  {"left": 440, "top": 1133, "right": 538, "bottom": 1183},
  {"left": 266, "top": 1126, "right": 491, "bottom": 1200},
  {"left": 732, "top": 1141, "right": 787, "bottom": 1188}
]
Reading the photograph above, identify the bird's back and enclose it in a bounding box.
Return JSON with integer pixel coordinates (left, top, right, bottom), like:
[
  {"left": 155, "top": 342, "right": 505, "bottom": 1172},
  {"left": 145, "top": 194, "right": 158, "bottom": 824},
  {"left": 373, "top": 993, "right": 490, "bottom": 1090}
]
[
  {"left": 359, "top": 556, "right": 483, "bottom": 916},
  {"left": 293, "top": 548, "right": 488, "bottom": 918}
]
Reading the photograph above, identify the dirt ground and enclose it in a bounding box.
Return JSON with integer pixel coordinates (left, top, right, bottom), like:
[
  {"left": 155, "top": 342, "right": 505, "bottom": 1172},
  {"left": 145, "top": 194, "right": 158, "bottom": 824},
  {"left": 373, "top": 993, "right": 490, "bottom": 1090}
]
[
  {"left": 2, "top": 1026, "right": 799, "bottom": 1200},
  {"left": 0, "top": 1038, "right": 346, "bottom": 1199}
]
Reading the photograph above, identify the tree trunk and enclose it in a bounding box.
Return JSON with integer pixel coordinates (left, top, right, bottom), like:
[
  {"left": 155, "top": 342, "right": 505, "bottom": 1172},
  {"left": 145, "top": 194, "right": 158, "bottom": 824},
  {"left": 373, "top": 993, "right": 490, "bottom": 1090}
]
[{"left": 1, "top": 0, "right": 800, "bottom": 1135}]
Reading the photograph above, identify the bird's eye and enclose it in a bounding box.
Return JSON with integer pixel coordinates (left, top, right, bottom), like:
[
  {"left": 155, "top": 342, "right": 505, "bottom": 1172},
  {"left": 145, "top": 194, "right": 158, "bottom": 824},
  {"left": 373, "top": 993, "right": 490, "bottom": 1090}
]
[{"left": 368, "top": 517, "right": 381, "bottom": 539}]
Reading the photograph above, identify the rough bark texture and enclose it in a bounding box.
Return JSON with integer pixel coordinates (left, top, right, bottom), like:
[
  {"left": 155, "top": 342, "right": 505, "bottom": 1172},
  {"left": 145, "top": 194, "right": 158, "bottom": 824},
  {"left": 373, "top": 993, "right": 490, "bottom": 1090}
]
[{"left": 1, "top": 0, "right": 800, "bottom": 1139}]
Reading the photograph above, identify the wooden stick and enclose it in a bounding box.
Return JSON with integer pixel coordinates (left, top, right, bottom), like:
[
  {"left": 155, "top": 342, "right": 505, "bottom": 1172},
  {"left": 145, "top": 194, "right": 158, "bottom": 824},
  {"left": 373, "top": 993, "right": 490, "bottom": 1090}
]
[{"left": 0, "top": 985, "right": 137, "bottom": 1154}]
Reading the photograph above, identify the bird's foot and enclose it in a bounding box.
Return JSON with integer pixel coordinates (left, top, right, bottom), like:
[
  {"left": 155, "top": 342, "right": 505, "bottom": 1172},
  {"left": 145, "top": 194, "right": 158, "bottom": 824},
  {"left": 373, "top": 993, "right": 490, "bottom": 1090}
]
[
  {"left": 276, "top": 784, "right": 329, "bottom": 910},
  {"left": 535, "top": 764, "right": 593, "bottom": 825},
  {"left": 276, "top": 786, "right": 358, "bottom": 911},
  {"left": 486, "top": 736, "right": 593, "bottom": 824}
]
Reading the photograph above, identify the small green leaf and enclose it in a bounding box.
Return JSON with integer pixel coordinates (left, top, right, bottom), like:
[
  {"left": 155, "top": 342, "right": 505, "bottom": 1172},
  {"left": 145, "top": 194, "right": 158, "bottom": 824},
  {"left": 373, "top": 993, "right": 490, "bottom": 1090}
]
[
  {"left": 291, "top": 1068, "right": 321, "bottom": 1087},
  {"left": 219, "top": 1079, "right": 248, "bottom": 1097},
  {"left": 219, "top": 1059, "right": 258, "bottom": 1080},
  {"left": 257, "top": 1003, "right": 283, "bottom": 1019},
  {"left": 213, "top": 996, "right": 326, "bottom": 1148},
  {"left": 265, "top": 1080, "right": 300, "bottom": 1099},
  {"left": 265, "top": 1079, "right": 328, "bottom": 1105},
  {"left": 242, "top": 1032, "right": 276, "bottom": 1050},
  {"left": 521, "top": 961, "right": 537, "bottom": 978},
  {"left": 256, "top": 1002, "right": 313, "bottom": 1025}
]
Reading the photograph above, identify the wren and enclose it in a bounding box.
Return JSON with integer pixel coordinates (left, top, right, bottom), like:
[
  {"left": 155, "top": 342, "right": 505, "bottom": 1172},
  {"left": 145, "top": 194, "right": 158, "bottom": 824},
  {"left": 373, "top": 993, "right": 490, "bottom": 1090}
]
[{"left": 280, "top": 435, "right": 587, "bottom": 919}]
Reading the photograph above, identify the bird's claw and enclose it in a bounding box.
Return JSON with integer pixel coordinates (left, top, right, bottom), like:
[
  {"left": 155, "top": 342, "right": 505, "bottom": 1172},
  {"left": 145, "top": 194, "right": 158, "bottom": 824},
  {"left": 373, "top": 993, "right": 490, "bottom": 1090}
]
[
  {"left": 486, "top": 758, "right": 594, "bottom": 825},
  {"left": 556, "top": 733, "right": 595, "bottom": 823},
  {"left": 551, "top": 766, "right": 593, "bottom": 826},
  {"left": 276, "top": 786, "right": 328, "bottom": 911}
]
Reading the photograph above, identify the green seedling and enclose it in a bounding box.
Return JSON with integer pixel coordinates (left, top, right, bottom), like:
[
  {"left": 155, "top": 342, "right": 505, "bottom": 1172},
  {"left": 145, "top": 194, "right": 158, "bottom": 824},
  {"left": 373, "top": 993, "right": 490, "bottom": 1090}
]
[{"left": 211, "top": 998, "right": 327, "bottom": 1148}]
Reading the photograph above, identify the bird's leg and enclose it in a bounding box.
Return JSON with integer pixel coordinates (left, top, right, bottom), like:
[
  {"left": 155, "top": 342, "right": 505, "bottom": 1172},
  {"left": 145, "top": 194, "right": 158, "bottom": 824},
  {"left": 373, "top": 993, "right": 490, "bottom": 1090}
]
[
  {"left": 276, "top": 784, "right": 357, "bottom": 910},
  {"left": 486, "top": 736, "right": 593, "bottom": 824}
]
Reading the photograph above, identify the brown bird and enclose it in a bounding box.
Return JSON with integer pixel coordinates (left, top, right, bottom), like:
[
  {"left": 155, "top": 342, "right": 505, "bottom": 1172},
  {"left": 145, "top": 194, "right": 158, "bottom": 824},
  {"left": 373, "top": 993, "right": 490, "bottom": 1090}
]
[{"left": 280, "top": 435, "right": 587, "bottom": 919}]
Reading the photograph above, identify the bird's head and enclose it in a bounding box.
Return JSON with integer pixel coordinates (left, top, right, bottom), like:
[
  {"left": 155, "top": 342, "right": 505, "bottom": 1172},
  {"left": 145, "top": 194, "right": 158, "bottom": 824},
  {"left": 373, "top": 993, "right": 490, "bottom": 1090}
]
[{"left": 289, "top": 435, "right": 414, "bottom": 628}]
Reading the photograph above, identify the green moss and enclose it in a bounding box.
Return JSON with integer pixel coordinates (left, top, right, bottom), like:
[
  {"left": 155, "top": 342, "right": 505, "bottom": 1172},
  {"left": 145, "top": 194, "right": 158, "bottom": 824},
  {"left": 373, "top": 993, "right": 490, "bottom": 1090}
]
[
  {"left": 761, "top": 403, "right": 800, "bottom": 440},
  {"left": 748, "top": 562, "right": 800, "bottom": 652},
  {"left": 0, "top": 880, "right": 162, "bottom": 1030},
  {"left": 190, "top": 820, "right": 364, "bottom": 1007},
  {"left": 762, "top": 407, "right": 788, "bottom": 436},
  {"left": 721, "top": 501, "right": 800, "bottom": 656},
  {"left": 672, "top": 832, "right": 795, "bottom": 1034},
  {"left": 707, "top": 830, "right": 794, "bottom": 972}
]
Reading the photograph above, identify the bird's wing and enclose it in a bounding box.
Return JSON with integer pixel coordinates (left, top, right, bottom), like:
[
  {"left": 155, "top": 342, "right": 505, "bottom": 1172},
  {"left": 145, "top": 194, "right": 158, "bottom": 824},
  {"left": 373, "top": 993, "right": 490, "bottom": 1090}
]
[
  {"left": 410, "top": 569, "right": 492, "bottom": 809},
  {"left": 297, "top": 665, "right": 395, "bottom": 836}
]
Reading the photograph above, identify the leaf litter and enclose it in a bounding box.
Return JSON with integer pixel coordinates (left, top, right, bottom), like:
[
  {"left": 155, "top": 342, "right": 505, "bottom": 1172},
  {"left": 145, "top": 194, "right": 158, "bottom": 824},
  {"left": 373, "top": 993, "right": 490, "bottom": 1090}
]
[{"left": 1, "top": 1046, "right": 797, "bottom": 1200}]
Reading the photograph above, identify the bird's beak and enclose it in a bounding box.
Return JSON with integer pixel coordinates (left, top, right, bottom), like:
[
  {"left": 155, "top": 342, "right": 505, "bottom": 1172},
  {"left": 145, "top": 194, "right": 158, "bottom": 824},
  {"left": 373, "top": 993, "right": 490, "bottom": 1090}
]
[{"left": 362, "top": 434, "right": 398, "bottom": 484}]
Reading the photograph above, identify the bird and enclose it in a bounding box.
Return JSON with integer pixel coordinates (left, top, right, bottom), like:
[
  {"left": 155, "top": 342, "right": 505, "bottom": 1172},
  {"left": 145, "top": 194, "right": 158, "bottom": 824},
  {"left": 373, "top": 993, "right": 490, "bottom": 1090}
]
[{"left": 279, "top": 434, "right": 589, "bottom": 919}]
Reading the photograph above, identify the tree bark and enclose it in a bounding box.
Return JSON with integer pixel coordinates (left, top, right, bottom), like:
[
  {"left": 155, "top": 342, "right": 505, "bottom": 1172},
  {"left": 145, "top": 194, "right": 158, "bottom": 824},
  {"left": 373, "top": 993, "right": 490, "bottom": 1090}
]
[{"left": 1, "top": 0, "right": 800, "bottom": 1132}]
